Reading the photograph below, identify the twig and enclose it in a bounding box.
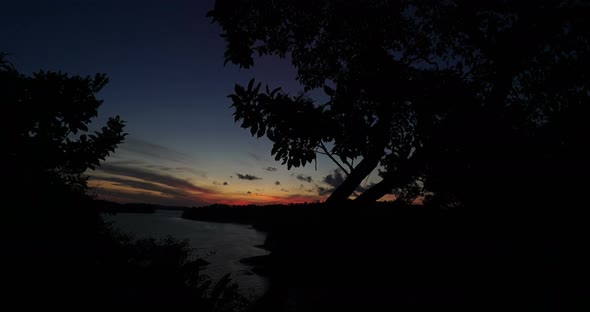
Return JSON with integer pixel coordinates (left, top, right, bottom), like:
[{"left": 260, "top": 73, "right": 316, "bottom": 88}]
[{"left": 319, "top": 142, "right": 349, "bottom": 176}]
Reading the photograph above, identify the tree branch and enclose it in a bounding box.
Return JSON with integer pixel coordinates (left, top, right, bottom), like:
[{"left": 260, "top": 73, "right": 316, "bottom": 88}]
[
  {"left": 60, "top": 129, "right": 72, "bottom": 144},
  {"left": 318, "top": 142, "right": 350, "bottom": 176},
  {"left": 340, "top": 157, "right": 355, "bottom": 173}
]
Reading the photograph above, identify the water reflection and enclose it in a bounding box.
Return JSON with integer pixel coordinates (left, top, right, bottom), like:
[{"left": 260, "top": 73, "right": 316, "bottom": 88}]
[{"left": 104, "top": 210, "right": 269, "bottom": 296}]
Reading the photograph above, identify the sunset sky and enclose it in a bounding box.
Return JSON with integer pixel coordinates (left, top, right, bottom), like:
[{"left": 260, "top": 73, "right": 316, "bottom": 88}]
[{"left": 2, "top": 0, "right": 389, "bottom": 206}]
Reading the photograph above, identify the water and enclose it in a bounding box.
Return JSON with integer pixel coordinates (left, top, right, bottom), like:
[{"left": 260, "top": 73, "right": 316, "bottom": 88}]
[{"left": 103, "top": 209, "right": 269, "bottom": 296}]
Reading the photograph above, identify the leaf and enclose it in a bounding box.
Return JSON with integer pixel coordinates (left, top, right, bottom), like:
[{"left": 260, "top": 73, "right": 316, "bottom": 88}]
[
  {"left": 323, "top": 85, "right": 335, "bottom": 96},
  {"left": 228, "top": 94, "right": 240, "bottom": 103},
  {"left": 270, "top": 87, "right": 281, "bottom": 97},
  {"left": 254, "top": 82, "right": 261, "bottom": 94},
  {"left": 247, "top": 78, "right": 254, "bottom": 91},
  {"left": 234, "top": 84, "right": 245, "bottom": 96}
]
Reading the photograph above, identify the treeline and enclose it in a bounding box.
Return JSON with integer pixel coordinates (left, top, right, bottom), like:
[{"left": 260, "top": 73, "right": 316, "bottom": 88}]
[
  {"left": 94, "top": 200, "right": 189, "bottom": 214},
  {"left": 182, "top": 201, "right": 415, "bottom": 231}
]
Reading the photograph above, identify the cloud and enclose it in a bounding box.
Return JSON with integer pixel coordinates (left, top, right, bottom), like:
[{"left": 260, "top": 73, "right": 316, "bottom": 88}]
[
  {"left": 323, "top": 169, "right": 346, "bottom": 187},
  {"left": 314, "top": 168, "right": 381, "bottom": 197},
  {"left": 315, "top": 169, "right": 346, "bottom": 196},
  {"left": 264, "top": 167, "right": 278, "bottom": 172},
  {"left": 355, "top": 182, "right": 376, "bottom": 194},
  {"left": 89, "top": 186, "right": 208, "bottom": 207},
  {"left": 146, "top": 165, "right": 172, "bottom": 171},
  {"left": 248, "top": 152, "right": 264, "bottom": 162},
  {"left": 107, "top": 160, "right": 145, "bottom": 166},
  {"left": 120, "top": 137, "right": 194, "bottom": 164},
  {"left": 223, "top": 181, "right": 228, "bottom": 185},
  {"left": 296, "top": 174, "right": 313, "bottom": 183},
  {"left": 175, "top": 167, "right": 207, "bottom": 178},
  {"left": 93, "top": 176, "right": 193, "bottom": 199},
  {"left": 96, "top": 163, "right": 210, "bottom": 193},
  {"left": 317, "top": 186, "right": 331, "bottom": 196},
  {"left": 236, "top": 173, "right": 262, "bottom": 180},
  {"left": 275, "top": 181, "right": 281, "bottom": 185}
]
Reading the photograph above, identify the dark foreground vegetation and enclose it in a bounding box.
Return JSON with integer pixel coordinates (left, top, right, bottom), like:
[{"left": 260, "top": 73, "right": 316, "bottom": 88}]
[
  {"left": 5, "top": 0, "right": 590, "bottom": 308},
  {"left": 5, "top": 198, "right": 248, "bottom": 310},
  {"left": 2, "top": 54, "right": 248, "bottom": 310},
  {"left": 185, "top": 201, "right": 589, "bottom": 310},
  {"left": 205, "top": 0, "right": 590, "bottom": 309}
]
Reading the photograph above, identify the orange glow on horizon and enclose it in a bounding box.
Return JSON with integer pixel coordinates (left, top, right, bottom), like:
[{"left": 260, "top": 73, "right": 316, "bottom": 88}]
[
  {"left": 89, "top": 177, "right": 326, "bottom": 207},
  {"left": 89, "top": 176, "right": 413, "bottom": 207}
]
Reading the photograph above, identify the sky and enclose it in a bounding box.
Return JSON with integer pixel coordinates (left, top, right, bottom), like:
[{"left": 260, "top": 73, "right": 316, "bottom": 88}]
[{"left": 2, "top": 0, "right": 388, "bottom": 206}]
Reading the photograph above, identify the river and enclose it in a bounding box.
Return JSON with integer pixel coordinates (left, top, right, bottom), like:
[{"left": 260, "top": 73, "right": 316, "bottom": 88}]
[{"left": 103, "top": 209, "right": 269, "bottom": 297}]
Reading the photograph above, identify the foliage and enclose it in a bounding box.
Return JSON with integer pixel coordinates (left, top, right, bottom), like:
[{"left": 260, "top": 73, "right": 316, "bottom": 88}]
[
  {"left": 1, "top": 52, "right": 127, "bottom": 199},
  {"left": 94, "top": 227, "right": 249, "bottom": 310},
  {"left": 209, "top": 0, "right": 589, "bottom": 208},
  {"left": 2, "top": 53, "right": 250, "bottom": 310}
]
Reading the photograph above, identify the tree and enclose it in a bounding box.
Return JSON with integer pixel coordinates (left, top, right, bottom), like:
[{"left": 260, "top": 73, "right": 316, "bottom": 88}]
[
  {"left": 1, "top": 53, "right": 127, "bottom": 203},
  {"left": 209, "top": 0, "right": 589, "bottom": 208},
  {"left": 1, "top": 54, "right": 253, "bottom": 311}
]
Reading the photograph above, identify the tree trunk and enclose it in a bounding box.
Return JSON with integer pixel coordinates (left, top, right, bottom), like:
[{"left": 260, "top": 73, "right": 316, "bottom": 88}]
[
  {"left": 353, "top": 176, "right": 399, "bottom": 205},
  {"left": 354, "top": 152, "right": 423, "bottom": 205},
  {"left": 325, "top": 151, "right": 383, "bottom": 206}
]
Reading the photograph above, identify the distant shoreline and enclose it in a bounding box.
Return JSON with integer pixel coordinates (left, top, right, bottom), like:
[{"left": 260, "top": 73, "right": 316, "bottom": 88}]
[{"left": 94, "top": 200, "right": 187, "bottom": 214}]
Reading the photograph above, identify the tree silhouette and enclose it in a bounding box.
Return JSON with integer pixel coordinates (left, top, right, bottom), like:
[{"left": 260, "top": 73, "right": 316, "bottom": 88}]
[
  {"left": 209, "top": 0, "right": 589, "bottom": 208},
  {"left": 2, "top": 54, "right": 250, "bottom": 310},
  {"left": 2, "top": 53, "right": 126, "bottom": 201}
]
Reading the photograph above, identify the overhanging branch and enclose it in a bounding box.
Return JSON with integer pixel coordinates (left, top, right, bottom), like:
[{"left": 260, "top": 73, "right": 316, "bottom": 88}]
[{"left": 318, "top": 142, "right": 350, "bottom": 176}]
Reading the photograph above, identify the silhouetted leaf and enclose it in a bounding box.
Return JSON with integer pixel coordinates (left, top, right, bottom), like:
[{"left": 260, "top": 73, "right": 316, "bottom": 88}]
[
  {"left": 247, "top": 78, "right": 254, "bottom": 91},
  {"left": 323, "top": 85, "right": 335, "bottom": 96}
]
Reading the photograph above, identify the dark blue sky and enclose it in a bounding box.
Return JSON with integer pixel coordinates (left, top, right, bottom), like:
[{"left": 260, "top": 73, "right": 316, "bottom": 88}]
[{"left": 2, "top": 0, "right": 384, "bottom": 206}]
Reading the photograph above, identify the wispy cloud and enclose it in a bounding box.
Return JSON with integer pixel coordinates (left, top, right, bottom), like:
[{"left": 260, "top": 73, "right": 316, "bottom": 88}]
[
  {"left": 119, "top": 137, "right": 194, "bottom": 164},
  {"left": 236, "top": 173, "right": 262, "bottom": 180},
  {"left": 107, "top": 160, "right": 145, "bottom": 166},
  {"left": 323, "top": 169, "right": 346, "bottom": 187},
  {"left": 317, "top": 186, "right": 331, "bottom": 196},
  {"left": 264, "top": 167, "right": 278, "bottom": 172},
  {"left": 315, "top": 169, "right": 346, "bottom": 196},
  {"left": 94, "top": 176, "right": 195, "bottom": 199},
  {"left": 97, "top": 163, "right": 210, "bottom": 193},
  {"left": 146, "top": 165, "right": 173, "bottom": 171},
  {"left": 275, "top": 181, "right": 281, "bottom": 185},
  {"left": 314, "top": 169, "right": 380, "bottom": 196},
  {"left": 90, "top": 187, "right": 209, "bottom": 207},
  {"left": 296, "top": 174, "right": 313, "bottom": 183},
  {"left": 248, "top": 152, "right": 262, "bottom": 161}
]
